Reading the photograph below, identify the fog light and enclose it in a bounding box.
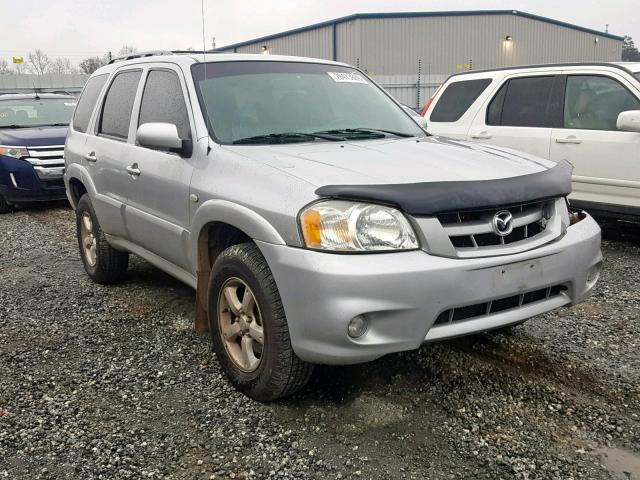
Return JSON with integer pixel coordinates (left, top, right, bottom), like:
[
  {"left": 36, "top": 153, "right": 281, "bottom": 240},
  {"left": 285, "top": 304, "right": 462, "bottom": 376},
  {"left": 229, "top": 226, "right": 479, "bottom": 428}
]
[
  {"left": 587, "top": 263, "right": 602, "bottom": 285},
  {"left": 348, "top": 315, "right": 369, "bottom": 338}
]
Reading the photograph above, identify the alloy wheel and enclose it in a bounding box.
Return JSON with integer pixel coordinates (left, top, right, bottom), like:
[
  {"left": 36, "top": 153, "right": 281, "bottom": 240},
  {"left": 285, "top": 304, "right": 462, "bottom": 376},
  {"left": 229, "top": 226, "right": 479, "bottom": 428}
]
[
  {"left": 217, "top": 277, "right": 264, "bottom": 372},
  {"left": 80, "top": 212, "right": 97, "bottom": 267}
]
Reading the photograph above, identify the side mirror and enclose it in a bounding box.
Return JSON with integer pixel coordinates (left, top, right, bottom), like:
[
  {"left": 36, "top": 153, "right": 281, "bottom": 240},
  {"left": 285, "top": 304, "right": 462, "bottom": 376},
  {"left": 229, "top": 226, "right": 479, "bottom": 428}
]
[
  {"left": 402, "top": 104, "right": 428, "bottom": 129},
  {"left": 616, "top": 110, "right": 640, "bottom": 133},
  {"left": 136, "top": 122, "right": 192, "bottom": 156}
]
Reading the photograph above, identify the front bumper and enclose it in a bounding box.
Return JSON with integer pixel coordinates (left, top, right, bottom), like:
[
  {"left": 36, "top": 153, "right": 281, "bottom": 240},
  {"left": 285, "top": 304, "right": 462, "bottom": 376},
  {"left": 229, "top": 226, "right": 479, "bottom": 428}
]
[
  {"left": 0, "top": 155, "right": 66, "bottom": 204},
  {"left": 256, "top": 214, "right": 602, "bottom": 365}
]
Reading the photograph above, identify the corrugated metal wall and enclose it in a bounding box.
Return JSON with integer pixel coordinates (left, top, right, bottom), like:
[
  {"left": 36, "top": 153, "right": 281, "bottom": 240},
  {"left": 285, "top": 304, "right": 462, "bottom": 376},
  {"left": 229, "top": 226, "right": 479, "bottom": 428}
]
[
  {"left": 0, "top": 74, "right": 88, "bottom": 94},
  {"left": 218, "top": 14, "right": 622, "bottom": 76},
  {"left": 353, "top": 15, "right": 621, "bottom": 75},
  {"left": 232, "top": 25, "right": 334, "bottom": 59}
]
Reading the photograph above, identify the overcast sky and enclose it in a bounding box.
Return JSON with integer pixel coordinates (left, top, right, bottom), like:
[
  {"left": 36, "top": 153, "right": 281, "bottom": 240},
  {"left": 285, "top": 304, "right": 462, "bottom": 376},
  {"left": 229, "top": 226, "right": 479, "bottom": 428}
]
[{"left": 1, "top": 0, "right": 637, "bottom": 65}]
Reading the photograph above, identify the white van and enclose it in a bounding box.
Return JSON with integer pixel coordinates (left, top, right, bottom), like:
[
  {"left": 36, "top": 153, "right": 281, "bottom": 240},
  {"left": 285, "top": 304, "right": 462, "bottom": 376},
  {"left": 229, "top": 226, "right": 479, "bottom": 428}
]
[{"left": 423, "top": 63, "right": 640, "bottom": 220}]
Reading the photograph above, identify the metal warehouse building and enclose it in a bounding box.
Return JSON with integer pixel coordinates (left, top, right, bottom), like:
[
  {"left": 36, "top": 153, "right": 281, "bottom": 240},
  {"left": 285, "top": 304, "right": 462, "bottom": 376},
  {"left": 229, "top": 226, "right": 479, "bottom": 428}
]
[{"left": 214, "top": 10, "right": 623, "bottom": 107}]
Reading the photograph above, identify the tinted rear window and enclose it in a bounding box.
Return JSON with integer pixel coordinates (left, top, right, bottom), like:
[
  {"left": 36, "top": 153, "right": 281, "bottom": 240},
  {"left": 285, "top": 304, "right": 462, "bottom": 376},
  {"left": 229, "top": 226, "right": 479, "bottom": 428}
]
[
  {"left": 430, "top": 78, "right": 491, "bottom": 122},
  {"left": 99, "top": 70, "right": 142, "bottom": 139},
  {"left": 73, "top": 74, "right": 108, "bottom": 133},
  {"left": 489, "top": 76, "right": 554, "bottom": 127}
]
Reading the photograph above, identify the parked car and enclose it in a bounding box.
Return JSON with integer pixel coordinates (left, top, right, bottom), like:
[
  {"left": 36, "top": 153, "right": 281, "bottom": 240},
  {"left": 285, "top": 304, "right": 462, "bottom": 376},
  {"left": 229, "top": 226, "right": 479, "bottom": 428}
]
[
  {"left": 65, "top": 52, "right": 602, "bottom": 401},
  {"left": 0, "top": 93, "right": 76, "bottom": 213},
  {"left": 401, "top": 104, "right": 428, "bottom": 128},
  {"left": 422, "top": 62, "right": 640, "bottom": 221}
]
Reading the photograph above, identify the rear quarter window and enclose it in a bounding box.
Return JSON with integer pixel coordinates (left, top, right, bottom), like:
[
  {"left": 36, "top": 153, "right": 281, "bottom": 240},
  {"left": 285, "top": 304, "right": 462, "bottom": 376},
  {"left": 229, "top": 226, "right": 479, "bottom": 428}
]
[
  {"left": 72, "top": 74, "right": 108, "bottom": 133},
  {"left": 429, "top": 78, "right": 492, "bottom": 122}
]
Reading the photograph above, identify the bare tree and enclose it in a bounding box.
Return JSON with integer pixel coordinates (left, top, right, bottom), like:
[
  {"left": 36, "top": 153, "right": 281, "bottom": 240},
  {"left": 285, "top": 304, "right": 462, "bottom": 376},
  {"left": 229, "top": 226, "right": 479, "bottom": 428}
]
[
  {"left": 28, "top": 49, "right": 51, "bottom": 75},
  {"left": 117, "top": 45, "right": 138, "bottom": 57},
  {"left": 0, "top": 59, "right": 12, "bottom": 75},
  {"left": 49, "top": 57, "right": 77, "bottom": 75},
  {"left": 13, "top": 62, "right": 27, "bottom": 74},
  {"left": 79, "top": 55, "right": 108, "bottom": 74}
]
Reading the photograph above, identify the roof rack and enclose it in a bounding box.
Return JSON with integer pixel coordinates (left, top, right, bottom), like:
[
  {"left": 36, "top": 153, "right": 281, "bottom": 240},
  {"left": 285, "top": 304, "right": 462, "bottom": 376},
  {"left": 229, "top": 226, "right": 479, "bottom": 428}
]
[{"left": 108, "top": 50, "right": 213, "bottom": 64}]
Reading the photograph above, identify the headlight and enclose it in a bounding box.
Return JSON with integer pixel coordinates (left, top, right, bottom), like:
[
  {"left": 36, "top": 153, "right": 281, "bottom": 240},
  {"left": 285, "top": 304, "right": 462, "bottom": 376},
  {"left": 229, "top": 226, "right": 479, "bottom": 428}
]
[
  {"left": 299, "top": 200, "right": 419, "bottom": 252},
  {"left": 0, "top": 146, "right": 28, "bottom": 159}
]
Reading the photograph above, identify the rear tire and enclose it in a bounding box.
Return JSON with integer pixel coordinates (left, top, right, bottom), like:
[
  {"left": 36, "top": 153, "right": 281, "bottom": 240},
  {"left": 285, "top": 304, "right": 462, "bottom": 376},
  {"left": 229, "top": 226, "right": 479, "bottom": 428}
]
[
  {"left": 208, "top": 242, "right": 313, "bottom": 401},
  {"left": 0, "top": 193, "right": 12, "bottom": 214},
  {"left": 76, "top": 194, "right": 129, "bottom": 283}
]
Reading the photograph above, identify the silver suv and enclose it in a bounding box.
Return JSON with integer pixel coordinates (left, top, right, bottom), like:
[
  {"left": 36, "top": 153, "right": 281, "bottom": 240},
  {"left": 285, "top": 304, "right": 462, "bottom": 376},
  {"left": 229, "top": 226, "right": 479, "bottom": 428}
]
[{"left": 64, "top": 51, "right": 602, "bottom": 401}]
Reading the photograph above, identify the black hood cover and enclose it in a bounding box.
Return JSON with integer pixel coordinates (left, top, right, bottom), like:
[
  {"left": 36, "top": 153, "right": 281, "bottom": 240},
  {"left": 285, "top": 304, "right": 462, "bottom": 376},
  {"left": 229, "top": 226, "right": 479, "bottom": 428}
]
[{"left": 315, "top": 160, "right": 573, "bottom": 215}]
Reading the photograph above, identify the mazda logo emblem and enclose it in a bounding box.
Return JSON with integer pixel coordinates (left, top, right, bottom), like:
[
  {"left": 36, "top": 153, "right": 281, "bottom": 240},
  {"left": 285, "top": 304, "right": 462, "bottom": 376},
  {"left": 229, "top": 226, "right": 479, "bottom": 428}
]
[{"left": 492, "top": 210, "right": 513, "bottom": 237}]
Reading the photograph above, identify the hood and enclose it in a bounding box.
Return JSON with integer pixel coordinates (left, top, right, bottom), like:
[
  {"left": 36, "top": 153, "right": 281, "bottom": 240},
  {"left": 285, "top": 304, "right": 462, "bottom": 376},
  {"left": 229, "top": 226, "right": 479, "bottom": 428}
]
[
  {"left": 0, "top": 126, "right": 68, "bottom": 147},
  {"left": 224, "top": 136, "right": 557, "bottom": 187}
]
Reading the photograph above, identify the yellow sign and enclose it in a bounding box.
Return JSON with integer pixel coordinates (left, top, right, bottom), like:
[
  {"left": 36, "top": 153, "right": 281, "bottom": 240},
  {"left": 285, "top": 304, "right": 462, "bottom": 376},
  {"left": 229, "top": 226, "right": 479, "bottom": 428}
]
[
  {"left": 456, "top": 63, "right": 472, "bottom": 71},
  {"left": 12, "top": 57, "right": 24, "bottom": 64}
]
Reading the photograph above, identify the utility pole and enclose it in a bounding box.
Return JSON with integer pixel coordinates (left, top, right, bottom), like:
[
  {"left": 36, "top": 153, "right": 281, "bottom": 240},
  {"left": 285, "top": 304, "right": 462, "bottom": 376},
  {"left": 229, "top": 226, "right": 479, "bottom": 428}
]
[{"left": 211, "top": 37, "right": 216, "bottom": 49}]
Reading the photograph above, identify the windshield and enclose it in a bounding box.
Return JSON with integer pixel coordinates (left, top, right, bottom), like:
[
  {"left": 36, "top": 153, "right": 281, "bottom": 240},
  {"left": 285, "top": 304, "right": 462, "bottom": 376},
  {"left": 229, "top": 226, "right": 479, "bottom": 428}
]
[
  {"left": 191, "top": 61, "right": 424, "bottom": 144},
  {"left": 0, "top": 98, "right": 76, "bottom": 128}
]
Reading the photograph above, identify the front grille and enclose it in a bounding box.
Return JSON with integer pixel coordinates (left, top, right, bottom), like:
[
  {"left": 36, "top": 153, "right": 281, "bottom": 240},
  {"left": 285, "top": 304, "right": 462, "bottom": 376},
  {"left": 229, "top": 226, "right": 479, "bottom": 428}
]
[
  {"left": 437, "top": 201, "right": 551, "bottom": 250},
  {"left": 434, "top": 284, "right": 566, "bottom": 326},
  {"left": 25, "top": 145, "right": 65, "bottom": 180}
]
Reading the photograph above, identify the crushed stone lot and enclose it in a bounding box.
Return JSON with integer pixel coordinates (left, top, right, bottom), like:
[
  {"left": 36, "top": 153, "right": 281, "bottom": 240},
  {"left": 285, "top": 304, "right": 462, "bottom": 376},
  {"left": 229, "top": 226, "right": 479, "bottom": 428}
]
[{"left": 1, "top": 204, "right": 639, "bottom": 480}]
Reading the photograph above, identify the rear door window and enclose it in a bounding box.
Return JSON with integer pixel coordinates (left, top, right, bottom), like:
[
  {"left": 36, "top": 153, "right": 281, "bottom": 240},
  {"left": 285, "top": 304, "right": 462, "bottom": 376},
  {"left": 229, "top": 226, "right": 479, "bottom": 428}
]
[
  {"left": 429, "top": 78, "right": 491, "bottom": 122},
  {"left": 98, "top": 70, "right": 142, "bottom": 140},
  {"left": 73, "top": 74, "right": 108, "bottom": 133},
  {"left": 138, "top": 70, "right": 191, "bottom": 140},
  {"left": 487, "top": 76, "right": 555, "bottom": 127},
  {"left": 563, "top": 75, "right": 640, "bottom": 131}
]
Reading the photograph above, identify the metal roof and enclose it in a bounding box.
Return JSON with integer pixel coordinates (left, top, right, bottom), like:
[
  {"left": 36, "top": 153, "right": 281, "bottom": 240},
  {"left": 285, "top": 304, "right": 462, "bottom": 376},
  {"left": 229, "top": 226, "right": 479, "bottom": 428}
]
[
  {"left": 213, "top": 10, "right": 624, "bottom": 52},
  {"left": 614, "top": 62, "right": 640, "bottom": 72},
  {"left": 445, "top": 62, "right": 637, "bottom": 79}
]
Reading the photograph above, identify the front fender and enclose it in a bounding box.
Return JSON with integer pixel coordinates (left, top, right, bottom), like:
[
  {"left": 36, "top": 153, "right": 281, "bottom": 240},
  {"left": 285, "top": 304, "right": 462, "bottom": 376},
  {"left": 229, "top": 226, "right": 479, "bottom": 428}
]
[{"left": 189, "top": 199, "right": 286, "bottom": 271}]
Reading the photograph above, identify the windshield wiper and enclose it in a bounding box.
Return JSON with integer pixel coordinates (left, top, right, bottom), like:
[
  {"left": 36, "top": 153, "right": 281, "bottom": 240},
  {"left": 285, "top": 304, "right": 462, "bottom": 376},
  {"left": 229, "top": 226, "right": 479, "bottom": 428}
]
[
  {"left": 232, "top": 132, "right": 345, "bottom": 145},
  {"left": 0, "top": 123, "right": 69, "bottom": 129},
  {"left": 350, "top": 128, "right": 414, "bottom": 138},
  {"left": 315, "top": 128, "right": 414, "bottom": 139},
  {"left": 0, "top": 124, "right": 33, "bottom": 129}
]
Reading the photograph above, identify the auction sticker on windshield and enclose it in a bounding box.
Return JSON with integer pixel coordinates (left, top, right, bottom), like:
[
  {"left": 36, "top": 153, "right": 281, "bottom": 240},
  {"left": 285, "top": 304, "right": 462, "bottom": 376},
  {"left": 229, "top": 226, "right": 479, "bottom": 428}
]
[{"left": 327, "top": 72, "right": 368, "bottom": 84}]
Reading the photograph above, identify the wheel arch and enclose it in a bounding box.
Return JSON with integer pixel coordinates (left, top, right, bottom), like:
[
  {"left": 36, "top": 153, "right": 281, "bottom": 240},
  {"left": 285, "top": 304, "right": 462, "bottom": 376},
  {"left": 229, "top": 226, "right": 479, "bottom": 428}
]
[
  {"left": 191, "top": 200, "right": 286, "bottom": 333},
  {"left": 65, "top": 163, "right": 97, "bottom": 209}
]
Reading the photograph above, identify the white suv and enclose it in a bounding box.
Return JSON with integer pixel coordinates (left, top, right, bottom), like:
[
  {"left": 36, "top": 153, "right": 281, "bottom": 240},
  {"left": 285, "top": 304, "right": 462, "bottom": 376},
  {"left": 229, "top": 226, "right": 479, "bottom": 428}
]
[{"left": 423, "top": 62, "right": 640, "bottom": 220}]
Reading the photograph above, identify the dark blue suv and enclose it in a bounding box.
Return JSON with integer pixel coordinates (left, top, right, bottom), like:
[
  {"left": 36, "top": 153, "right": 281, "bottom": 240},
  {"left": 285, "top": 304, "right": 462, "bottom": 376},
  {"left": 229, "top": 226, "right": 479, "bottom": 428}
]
[{"left": 0, "top": 93, "right": 76, "bottom": 213}]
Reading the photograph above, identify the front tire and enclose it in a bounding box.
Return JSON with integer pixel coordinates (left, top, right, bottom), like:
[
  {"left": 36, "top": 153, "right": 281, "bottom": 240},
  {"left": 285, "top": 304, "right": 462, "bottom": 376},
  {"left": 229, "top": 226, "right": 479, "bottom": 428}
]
[
  {"left": 0, "top": 193, "right": 12, "bottom": 214},
  {"left": 76, "top": 194, "right": 129, "bottom": 283},
  {"left": 208, "top": 243, "right": 313, "bottom": 401}
]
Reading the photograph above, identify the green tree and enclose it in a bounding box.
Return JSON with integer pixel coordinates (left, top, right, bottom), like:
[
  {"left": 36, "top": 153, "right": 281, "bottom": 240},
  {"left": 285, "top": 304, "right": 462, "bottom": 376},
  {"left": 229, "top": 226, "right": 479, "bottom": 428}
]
[{"left": 622, "top": 36, "right": 640, "bottom": 61}]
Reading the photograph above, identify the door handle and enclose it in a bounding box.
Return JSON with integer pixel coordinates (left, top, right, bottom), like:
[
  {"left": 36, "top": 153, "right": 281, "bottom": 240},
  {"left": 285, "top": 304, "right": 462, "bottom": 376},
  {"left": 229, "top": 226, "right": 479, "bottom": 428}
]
[
  {"left": 554, "top": 137, "right": 582, "bottom": 144},
  {"left": 470, "top": 131, "right": 492, "bottom": 139},
  {"left": 126, "top": 164, "right": 141, "bottom": 177},
  {"left": 84, "top": 152, "right": 97, "bottom": 162}
]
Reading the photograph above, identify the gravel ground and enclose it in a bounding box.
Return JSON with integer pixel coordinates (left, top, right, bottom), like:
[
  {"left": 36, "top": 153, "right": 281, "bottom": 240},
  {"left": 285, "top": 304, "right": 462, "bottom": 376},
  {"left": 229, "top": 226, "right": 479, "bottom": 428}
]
[{"left": 1, "top": 204, "right": 639, "bottom": 480}]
